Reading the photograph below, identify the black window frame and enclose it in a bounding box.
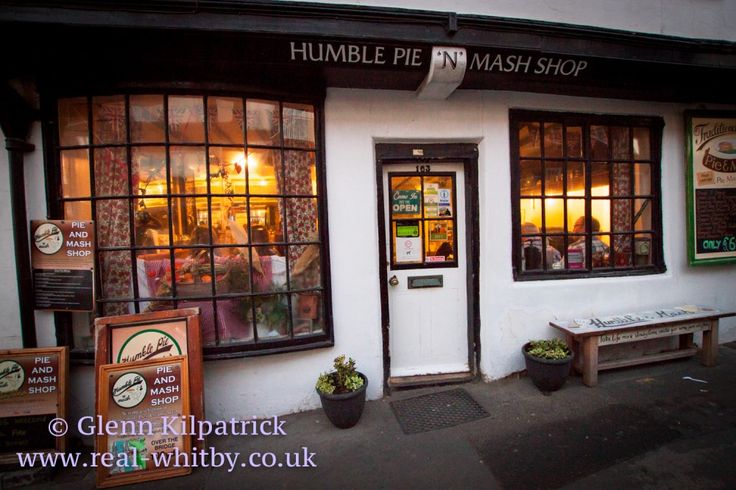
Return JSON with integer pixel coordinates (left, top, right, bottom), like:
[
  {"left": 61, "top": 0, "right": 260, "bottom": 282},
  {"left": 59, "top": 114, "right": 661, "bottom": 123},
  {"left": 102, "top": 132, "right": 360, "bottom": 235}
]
[
  {"left": 510, "top": 109, "right": 666, "bottom": 281},
  {"left": 44, "top": 89, "right": 334, "bottom": 362}
]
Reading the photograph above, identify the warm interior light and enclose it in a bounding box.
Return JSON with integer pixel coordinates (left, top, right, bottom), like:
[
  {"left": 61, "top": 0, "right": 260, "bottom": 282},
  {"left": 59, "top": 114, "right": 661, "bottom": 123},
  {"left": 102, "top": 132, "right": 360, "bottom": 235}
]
[
  {"left": 520, "top": 185, "right": 611, "bottom": 235},
  {"left": 247, "top": 153, "right": 259, "bottom": 173}
]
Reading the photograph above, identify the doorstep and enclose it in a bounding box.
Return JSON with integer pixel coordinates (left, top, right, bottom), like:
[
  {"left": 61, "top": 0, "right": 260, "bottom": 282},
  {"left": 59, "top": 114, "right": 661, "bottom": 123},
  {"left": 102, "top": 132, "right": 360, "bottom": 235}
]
[{"left": 388, "top": 371, "right": 475, "bottom": 389}]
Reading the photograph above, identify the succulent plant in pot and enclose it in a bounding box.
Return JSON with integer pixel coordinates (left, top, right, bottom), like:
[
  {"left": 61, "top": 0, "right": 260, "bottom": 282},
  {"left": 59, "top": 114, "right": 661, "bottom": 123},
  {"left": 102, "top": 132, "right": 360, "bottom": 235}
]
[
  {"left": 522, "top": 338, "right": 573, "bottom": 392},
  {"left": 315, "top": 355, "right": 368, "bottom": 429}
]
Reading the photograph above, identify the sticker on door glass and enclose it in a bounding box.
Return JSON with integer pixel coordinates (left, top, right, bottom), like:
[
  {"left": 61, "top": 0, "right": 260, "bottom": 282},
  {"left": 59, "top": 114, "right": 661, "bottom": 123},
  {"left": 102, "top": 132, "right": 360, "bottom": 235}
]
[
  {"left": 396, "top": 220, "right": 420, "bottom": 238},
  {"left": 391, "top": 189, "right": 420, "bottom": 216},
  {"left": 396, "top": 237, "right": 422, "bottom": 263},
  {"left": 424, "top": 183, "right": 439, "bottom": 217},
  {"left": 426, "top": 220, "right": 454, "bottom": 262},
  {"left": 429, "top": 222, "right": 448, "bottom": 241},
  {"left": 438, "top": 188, "right": 452, "bottom": 217}
]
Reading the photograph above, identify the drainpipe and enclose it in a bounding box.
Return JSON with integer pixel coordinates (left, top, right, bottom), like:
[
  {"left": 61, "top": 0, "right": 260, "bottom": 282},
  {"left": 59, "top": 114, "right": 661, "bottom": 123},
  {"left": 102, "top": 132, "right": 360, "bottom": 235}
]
[{"left": 1, "top": 83, "right": 38, "bottom": 348}]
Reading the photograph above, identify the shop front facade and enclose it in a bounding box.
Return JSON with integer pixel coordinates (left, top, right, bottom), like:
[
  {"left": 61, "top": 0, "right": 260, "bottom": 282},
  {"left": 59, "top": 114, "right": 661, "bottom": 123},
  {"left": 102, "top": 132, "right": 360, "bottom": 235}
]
[{"left": 0, "top": 1, "right": 735, "bottom": 435}]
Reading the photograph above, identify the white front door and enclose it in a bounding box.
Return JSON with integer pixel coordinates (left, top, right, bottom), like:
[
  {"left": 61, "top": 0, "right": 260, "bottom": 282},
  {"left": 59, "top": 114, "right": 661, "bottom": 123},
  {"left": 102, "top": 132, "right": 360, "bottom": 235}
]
[{"left": 383, "top": 163, "right": 469, "bottom": 377}]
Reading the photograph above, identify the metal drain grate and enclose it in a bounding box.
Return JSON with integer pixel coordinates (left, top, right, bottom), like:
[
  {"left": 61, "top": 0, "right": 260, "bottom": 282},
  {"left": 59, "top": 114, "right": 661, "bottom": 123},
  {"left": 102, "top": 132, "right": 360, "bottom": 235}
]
[{"left": 390, "top": 388, "right": 489, "bottom": 434}]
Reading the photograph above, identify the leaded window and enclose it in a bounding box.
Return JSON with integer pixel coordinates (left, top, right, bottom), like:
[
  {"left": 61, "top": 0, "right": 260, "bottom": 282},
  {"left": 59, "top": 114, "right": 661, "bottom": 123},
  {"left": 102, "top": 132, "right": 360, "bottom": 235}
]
[
  {"left": 55, "top": 93, "right": 331, "bottom": 356},
  {"left": 510, "top": 110, "right": 665, "bottom": 279}
]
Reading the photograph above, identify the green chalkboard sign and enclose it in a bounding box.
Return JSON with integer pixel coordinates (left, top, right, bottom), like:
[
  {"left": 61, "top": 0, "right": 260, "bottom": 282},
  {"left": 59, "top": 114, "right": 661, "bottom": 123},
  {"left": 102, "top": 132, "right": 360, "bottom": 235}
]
[{"left": 685, "top": 111, "right": 736, "bottom": 266}]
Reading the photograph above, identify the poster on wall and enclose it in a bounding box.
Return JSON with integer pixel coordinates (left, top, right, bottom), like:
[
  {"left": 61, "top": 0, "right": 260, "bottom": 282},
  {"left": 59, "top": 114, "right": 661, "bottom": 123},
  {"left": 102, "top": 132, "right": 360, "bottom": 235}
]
[
  {"left": 31, "top": 220, "right": 95, "bottom": 311},
  {"left": 94, "top": 309, "right": 204, "bottom": 447},
  {"left": 0, "top": 347, "right": 68, "bottom": 463},
  {"left": 685, "top": 111, "right": 736, "bottom": 265},
  {"left": 96, "top": 356, "right": 191, "bottom": 488}
]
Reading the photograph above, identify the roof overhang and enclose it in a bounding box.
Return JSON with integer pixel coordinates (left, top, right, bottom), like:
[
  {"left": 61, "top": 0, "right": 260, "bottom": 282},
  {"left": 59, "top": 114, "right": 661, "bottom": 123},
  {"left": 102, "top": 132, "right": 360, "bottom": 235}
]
[{"left": 0, "top": 0, "right": 734, "bottom": 102}]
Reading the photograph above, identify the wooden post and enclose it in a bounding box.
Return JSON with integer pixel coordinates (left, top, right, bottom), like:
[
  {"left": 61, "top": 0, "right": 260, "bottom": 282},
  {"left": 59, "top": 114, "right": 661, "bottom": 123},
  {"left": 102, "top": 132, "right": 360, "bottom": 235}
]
[
  {"left": 582, "top": 336, "right": 599, "bottom": 387},
  {"left": 701, "top": 320, "right": 719, "bottom": 367},
  {"left": 679, "top": 332, "right": 694, "bottom": 349},
  {"left": 565, "top": 334, "right": 582, "bottom": 373}
]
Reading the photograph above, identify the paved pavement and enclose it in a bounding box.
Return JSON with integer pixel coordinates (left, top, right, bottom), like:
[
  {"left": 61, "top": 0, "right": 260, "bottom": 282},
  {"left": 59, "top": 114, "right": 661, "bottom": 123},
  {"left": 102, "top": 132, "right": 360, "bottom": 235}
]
[{"left": 8, "top": 344, "right": 736, "bottom": 489}]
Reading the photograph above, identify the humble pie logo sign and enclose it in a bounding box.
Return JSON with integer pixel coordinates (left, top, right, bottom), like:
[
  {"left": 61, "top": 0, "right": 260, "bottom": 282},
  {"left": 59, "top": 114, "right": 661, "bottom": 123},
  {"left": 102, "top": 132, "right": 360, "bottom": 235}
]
[{"left": 116, "top": 329, "right": 183, "bottom": 364}]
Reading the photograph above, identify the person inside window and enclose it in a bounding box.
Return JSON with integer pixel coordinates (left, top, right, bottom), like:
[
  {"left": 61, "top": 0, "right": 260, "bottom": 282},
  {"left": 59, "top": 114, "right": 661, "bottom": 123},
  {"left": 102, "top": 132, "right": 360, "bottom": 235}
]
[
  {"left": 135, "top": 209, "right": 162, "bottom": 247},
  {"left": 521, "top": 222, "right": 562, "bottom": 270},
  {"left": 434, "top": 241, "right": 454, "bottom": 260},
  {"left": 568, "top": 216, "right": 610, "bottom": 268}
]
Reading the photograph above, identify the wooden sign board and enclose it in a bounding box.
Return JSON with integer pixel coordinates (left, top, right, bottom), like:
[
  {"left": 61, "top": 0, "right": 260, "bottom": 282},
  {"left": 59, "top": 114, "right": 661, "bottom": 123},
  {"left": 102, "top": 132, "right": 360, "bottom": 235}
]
[
  {"left": 553, "top": 305, "right": 721, "bottom": 334},
  {"left": 685, "top": 111, "right": 736, "bottom": 266},
  {"left": 0, "top": 347, "right": 68, "bottom": 464},
  {"left": 31, "top": 219, "right": 95, "bottom": 311},
  {"left": 96, "top": 356, "right": 191, "bottom": 488},
  {"left": 95, "top": 308, "right": 204, "bottom": 444},
  {"left": 598, "top": 321, "right": 711, "bottom": 346}
]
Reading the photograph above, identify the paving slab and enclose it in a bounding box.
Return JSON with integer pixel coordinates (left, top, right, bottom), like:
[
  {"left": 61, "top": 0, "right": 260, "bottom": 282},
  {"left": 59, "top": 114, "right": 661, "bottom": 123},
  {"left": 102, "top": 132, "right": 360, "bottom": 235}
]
[{"left": 9, "top": 347, "right": 736, "bottom": 489}]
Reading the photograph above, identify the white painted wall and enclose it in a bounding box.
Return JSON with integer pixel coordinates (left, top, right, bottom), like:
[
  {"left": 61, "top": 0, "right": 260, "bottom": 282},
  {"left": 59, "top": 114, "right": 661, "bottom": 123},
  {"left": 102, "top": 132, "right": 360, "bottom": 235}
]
[
  {"left": 323, "top": 87, "right": 736, "bottom": 384},
  {"left": 285, "top": 0, "right": 736, "bottom": 41}
]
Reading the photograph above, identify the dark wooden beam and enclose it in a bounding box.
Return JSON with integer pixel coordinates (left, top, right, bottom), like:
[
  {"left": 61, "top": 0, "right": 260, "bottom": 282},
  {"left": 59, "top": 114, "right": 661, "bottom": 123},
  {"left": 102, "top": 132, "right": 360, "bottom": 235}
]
[{"left": 1, "top": 83, "right": 39, "bottom": 348}]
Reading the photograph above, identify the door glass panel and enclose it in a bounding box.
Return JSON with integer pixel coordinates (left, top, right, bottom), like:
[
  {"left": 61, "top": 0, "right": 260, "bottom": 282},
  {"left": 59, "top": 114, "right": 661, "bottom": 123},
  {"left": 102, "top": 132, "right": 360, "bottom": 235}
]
[
  {"left": 390, "top": 173, "right": 457, "bottom": 268},
  {"left": 390, "top": 176, "right": 421, "bottom": 219},
  {"left": 425, "top": 220, "right": 454, "bottom": 263},
  {"left": 424, "top": 175, "right": 453, "bottom": 218},
  {"left": 392, "top": 220, "right": 423, "bottom": 265}
]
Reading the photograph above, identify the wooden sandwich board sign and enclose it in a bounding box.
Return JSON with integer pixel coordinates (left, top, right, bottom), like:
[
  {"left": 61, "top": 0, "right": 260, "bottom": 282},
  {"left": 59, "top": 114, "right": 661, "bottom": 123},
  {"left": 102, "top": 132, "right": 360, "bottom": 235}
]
[
  {"left": 94, "top": 308, "right": 204, "bottom": 446},
  {"left": 96, "top": 356, "right": 191, "bottom": 488},
  {"left": 0, "top": 347, "right": 68, "bottom": 464}
]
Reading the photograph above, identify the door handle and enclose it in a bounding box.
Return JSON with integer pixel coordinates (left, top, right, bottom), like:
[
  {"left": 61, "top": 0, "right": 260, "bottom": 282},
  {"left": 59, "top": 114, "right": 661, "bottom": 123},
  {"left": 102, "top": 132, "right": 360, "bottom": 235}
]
[{"left": 388, "top": 275, "right": 399, "bottom": 287}]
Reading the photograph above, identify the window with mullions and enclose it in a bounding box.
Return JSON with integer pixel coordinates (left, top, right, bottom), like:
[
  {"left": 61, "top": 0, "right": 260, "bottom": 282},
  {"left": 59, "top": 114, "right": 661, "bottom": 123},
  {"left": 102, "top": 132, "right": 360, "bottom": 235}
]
[
  {"left": 56, "top": 94, "right": 330, "bottom": 355},
  {"left": 389, "top": 173, "right": 457, "bottom": 268},
  {"left": 510, "top": 110, "right": 665, "bottom": 279}
]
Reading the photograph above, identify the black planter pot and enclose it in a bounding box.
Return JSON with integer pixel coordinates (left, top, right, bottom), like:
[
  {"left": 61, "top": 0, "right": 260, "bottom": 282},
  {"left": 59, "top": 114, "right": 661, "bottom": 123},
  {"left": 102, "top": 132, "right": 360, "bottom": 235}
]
[
  {"left": 316, "top": 372, "right": 368, "bottom": 429},
  {"left": 522, "top": 342, "right": 573, "bottom": 392}
]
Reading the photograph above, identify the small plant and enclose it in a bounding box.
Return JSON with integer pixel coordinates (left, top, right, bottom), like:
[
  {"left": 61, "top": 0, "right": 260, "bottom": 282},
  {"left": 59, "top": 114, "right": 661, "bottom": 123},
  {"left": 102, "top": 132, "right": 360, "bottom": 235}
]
[
  {"left": 316, "top": 355, "right": 364, "bottom": 395},
  {"left": 525, "top": 338, "right": 571, "bottom": 360}
]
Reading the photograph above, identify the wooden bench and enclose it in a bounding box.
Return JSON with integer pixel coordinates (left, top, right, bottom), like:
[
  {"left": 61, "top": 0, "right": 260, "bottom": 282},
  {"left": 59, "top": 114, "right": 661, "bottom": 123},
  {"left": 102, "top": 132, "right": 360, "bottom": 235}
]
[{"left": 550, "top": 306, "right": 735, "bottom": 387}]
